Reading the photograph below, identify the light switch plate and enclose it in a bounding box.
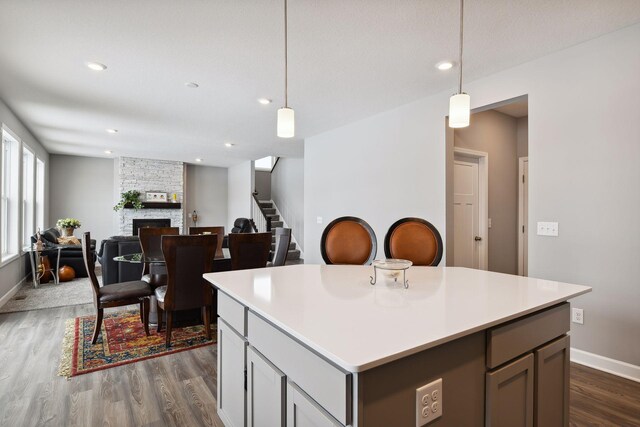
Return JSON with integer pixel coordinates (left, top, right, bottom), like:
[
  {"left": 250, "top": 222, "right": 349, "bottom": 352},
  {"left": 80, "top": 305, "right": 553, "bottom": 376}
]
[
  {"left": 537, "top": 221, "right": 559, "bottom": 236},
  {"left": 416, "top": 378, "right": 442, "bottom": 426},
  {"left": 316, "top": 216, "right": 323, "bottom": 224}
]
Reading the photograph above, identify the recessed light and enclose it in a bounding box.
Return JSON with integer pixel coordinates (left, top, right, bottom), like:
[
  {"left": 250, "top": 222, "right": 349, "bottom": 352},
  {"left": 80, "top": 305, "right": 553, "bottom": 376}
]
[
  {"left": 436, "top": 61, "right": 454, "bottom": 71},
  {"left": 86, "top": 62, "right": 107, "bottom": 71},
  {"left": 258, "top": 98, "right": 272, "bottom": 105},
  {"left": 106, "top": 128, "right": 118, "bottom": 134},
  {"left": 195, "top": 158, "right": 203, "bottom": 162},
  {"left": 225, "top": 143, "right": 234, "bottom": 148},
  {"left": 185, "top": 82, "right": 199, "bottom": 88},
  {"left": 104, "top": 150, "right": 112, "bottom": 154}
]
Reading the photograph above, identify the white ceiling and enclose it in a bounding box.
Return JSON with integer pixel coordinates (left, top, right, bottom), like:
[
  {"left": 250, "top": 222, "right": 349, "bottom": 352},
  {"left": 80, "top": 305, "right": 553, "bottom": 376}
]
[{"left": 0, "top": 1, "right": 638, "bottom": 167}]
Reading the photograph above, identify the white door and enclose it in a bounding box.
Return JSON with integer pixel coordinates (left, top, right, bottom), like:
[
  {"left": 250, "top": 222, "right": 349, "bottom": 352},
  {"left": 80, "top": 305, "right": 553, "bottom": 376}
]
[
  {"left": 518, "top": 158, "right": 529, "bottom": 276},
  {"left": 453, "top": 159, "right": 480, "bottom": 268}
]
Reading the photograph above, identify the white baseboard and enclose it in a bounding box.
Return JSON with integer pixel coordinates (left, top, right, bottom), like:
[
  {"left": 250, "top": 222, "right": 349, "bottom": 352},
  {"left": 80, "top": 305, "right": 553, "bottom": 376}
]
[
  {"left": 571, "top": 347, "right": 640, "bottom": 383},
  {"left": 0, "top": 277, "right": 26, "bottom": 309}
]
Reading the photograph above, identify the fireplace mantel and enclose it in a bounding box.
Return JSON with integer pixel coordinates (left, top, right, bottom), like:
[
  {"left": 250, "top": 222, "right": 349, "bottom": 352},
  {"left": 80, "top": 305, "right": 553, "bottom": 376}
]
[{"left": 124, "top": 202, "right": 182, "bottom": 210}]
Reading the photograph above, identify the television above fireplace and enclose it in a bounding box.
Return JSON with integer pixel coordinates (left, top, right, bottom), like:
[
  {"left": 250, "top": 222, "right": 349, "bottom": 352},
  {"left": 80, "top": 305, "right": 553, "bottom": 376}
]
[{"left": 132, "top": 218, "right": 171, "bottom": 236}]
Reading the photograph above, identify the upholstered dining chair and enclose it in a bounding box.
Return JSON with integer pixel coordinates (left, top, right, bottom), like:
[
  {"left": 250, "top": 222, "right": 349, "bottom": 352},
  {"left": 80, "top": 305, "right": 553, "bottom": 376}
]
[
  {"left": 81, "top": 232, "right": 152, "bottom": 344},
  {"left": 229, "top": 232, "right": 272, "bottom": 271},
  {"left": 320, "top": 216, "right": 377, "bottom": 265},
  {"left": 270, "top": 228, "right": 292, "bottom": 267},
  {"left": 384, "top": 217, "right": 443, "bottom": 266},
  {"left": 139, "top": 227, "right": 179, "bottom": 288},
  {"left": 188, "top": 226, "right": 225, "bottom": 258},
  {"left": 156, "top": 234, "right": 217, "bottom": 346}
]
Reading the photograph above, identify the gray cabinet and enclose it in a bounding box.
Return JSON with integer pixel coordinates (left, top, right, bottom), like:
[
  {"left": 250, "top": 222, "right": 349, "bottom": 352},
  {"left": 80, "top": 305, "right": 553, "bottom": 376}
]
[
  {"left": 218, "top": 319, "right": 247, "bottom": 427},
  {"left": 486, "top": 353, "right": 535, "bottom": 427},
  {"left": 247, "top": 346, "right": 286, "bottom": 427},
  {"left": 286, "top": 382, "right": 343, "bottom": 427},
  {"left": 535, "top": 335, "right": 570, "bottom": 427}
]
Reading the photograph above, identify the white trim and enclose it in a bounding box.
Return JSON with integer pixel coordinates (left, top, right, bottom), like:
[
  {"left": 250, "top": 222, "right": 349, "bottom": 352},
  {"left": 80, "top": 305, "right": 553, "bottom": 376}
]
[
  {"left": 453, "top": 147, "right": 489, "bottom": 270},
  {"left": 571, "top": 347, "right": 640, "bottom": 383},
  {"left": 0, "top": 252, "right": 19, "bottom": 268},
  {"left": 0, "top": 276, "right": 26, "bottom": 309},
  {"left": 518, "top": 157, "right": 529, "bottom": 276}
]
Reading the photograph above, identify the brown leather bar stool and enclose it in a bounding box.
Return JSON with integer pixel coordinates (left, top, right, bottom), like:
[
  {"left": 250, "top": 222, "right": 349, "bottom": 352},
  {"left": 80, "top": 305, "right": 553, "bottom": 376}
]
[
  {"left": 384, "top": 217, "right": 443, "bottom": 266},
  {"left": 188, "top": 226, "right": 225, "bottom": 258},
  {"left": 139, "top": 227, "right": 179, "bottom": 288},
  {"left": 156, "top": 234, "right": 217, "bottom": 346},
  {"left": 320, "top": 216, "right": 377, "bottom": 265}
]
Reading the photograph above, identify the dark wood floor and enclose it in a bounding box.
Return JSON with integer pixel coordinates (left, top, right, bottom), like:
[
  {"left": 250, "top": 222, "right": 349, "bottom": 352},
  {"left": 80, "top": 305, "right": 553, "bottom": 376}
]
[{"left": 0, "top": 304, "right": 638, "bottom": 426}]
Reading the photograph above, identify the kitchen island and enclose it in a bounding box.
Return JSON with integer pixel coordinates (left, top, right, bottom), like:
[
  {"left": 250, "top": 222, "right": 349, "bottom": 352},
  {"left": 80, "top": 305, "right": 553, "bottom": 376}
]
[{"left": 204, "top": 265, "right": 591, "bottom": 427}]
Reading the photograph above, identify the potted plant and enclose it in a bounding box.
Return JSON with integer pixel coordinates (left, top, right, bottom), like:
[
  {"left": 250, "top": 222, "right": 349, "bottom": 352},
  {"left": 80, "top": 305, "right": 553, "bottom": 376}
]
[
  {"left": 56, "top": 218, "right": 81, "bottom": 237},
  {"left": 114, "top": 190, "right": 144, "bottom": 211}
]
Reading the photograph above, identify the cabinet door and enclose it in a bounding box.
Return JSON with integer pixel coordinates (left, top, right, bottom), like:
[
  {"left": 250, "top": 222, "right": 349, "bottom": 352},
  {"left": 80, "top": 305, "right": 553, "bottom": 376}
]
[
  {"left": 535, "top": 335, "right": 570, "bottom": 427},
  {"left": 286, "top": 381, "right": 343, "bottom": 427},
  {"left": 486, "top": 353, "right": 534, "bottom": 427},
  {"left": 247, "top": 346, "right": 286, "bottom": 427},
  {"left": 218, "top": 319, "right": 247, "bottom": 427}
]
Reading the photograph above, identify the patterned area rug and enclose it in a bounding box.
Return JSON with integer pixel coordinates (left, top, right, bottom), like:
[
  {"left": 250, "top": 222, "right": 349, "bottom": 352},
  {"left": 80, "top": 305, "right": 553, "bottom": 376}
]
[
  {"left": 58, "top": 310, "right": 216, "bottom": 378},
  {"left": 0, "top": 267, "right": 99, "bottom": 314}
]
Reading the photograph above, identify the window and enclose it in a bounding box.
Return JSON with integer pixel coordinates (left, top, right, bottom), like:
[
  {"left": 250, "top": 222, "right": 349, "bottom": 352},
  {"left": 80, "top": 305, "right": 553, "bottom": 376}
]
[
  {"left": 1, "top": 128, "right": 19, "bottom": 261},
  {"left": 255, "top": 156, "right": 276, "bottom": 171},
  {"left": 22, "top": 146, "right": 35, "bottom": 249},
  {"left": 36, "top": 158, "right": 45, "bottom": 231}
]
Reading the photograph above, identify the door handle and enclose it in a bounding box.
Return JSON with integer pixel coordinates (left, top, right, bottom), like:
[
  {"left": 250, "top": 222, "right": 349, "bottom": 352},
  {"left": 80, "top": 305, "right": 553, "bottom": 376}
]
[{"left": 474, "top": 236, "right": 482, "bottom": 242}]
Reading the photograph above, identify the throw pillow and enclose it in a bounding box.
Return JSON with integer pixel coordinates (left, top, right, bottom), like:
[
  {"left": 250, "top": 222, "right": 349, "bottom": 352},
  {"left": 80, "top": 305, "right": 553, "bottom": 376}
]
[{"left": 57, "top": 236, "right": 81, "bottom": 245}]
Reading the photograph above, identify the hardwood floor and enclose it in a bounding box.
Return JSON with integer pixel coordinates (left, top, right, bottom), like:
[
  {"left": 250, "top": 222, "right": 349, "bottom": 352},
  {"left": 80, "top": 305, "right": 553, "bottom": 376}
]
[{"left": 1, "top": 304, "right": 638, "bottom": 426}]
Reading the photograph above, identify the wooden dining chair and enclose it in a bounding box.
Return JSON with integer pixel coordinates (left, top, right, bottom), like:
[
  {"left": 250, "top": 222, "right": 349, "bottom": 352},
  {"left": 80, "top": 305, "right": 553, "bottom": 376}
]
[
  {"left": 139, "top": 227, "right": 179, "bottom": 288},
  {"left": 320, "top": 216, "right": 377, "bottom": 265},
  {"left": 156, "top": 234, "right": 217, "bottom": 346},
  {"left": 188, "top": 226, "right": 225, "bottom": 258},
  {"left": 229, "top": 232, "right": 272, "bottom": 271},
  {"left": 82, "top": 232, "right": 152, "bottom": 344},
  {"left": 271, "top": 228, "right": 292, "bottom": 267},
  {"left": 384, "top": 217, "right": 443, "bottom": 266}
]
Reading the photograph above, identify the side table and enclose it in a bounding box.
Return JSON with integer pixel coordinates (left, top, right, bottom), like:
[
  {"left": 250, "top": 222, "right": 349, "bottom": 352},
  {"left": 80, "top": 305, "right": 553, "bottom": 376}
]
[{"left": 27, "top": 246, "right": 63, "bottom": 288}]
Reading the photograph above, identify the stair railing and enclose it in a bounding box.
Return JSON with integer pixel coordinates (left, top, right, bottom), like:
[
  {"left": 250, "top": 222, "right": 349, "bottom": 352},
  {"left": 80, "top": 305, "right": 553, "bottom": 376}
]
[{"left": 251, "top": 192, "right": 272, "bottom": 233}]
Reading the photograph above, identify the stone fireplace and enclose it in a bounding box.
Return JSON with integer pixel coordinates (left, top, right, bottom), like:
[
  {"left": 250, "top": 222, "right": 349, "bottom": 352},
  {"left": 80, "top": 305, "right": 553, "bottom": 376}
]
[
  {"left": 118, "top": 157, "right": 185, "bottom": 235},
  {"left": 132, "top": 218, "right": 171, "bottom": 235}
]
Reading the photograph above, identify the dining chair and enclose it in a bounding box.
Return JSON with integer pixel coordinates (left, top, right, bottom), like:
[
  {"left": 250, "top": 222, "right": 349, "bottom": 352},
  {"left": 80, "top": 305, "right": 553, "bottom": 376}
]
[
  {"left": 384, "top": 217, "right": 443, "bottom": 266},
  {"left": 156, "top": 234, "right": 217, "bottom": 346},
  {"left": 188, "top": 226, "right": 225, "bottom": 258},
  {"left": 139, "top": 227, "right": 179, "bottom": 288},
  {"left": 320, "top": 216, "right": 377, "bottom": 265},
  {"left": 229, "top": 232, "right": 272, "bottom": 271},
  {"left": 271, "top": 228, "right": 292, "bottom": 267},
  {"left": 82, "top": 232, "right": 152, "bottom": 344}
]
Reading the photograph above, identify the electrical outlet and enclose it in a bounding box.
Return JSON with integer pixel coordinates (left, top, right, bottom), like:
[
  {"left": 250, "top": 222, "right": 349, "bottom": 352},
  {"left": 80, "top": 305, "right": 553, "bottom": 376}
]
[
  {"left": 416, "top": 378, "right": 442, "bottom": 426},
  {"left": 572, "top": 308, "right": 584, "bottom": 324}
]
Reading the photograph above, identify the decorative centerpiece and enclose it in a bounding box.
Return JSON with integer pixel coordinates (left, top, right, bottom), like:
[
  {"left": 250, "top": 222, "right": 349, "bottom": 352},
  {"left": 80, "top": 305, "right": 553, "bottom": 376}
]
[
  {"left": 113, "top": 190, "right": 143, "bottom": 211},
  {"left": 369, "top": 259, "right": 413, "bottom": 289},
  {"left": 56, "top": 218, "right": 82, "bottom": 237}
]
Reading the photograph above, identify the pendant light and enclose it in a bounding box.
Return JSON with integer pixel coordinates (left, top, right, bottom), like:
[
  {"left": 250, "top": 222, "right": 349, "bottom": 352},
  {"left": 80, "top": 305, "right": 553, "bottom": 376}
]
[
  {"left": 449, "top": 0, "right": 470, "bottom": 128},
  {"left": 277, "top": 0, "right": 295, "bottom": 138}
]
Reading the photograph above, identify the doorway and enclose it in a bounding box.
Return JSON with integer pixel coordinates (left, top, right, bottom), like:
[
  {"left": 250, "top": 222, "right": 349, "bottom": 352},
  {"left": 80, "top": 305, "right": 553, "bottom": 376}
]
[{"left": 446, "top": 95, "right": 529, "bottom": 275}]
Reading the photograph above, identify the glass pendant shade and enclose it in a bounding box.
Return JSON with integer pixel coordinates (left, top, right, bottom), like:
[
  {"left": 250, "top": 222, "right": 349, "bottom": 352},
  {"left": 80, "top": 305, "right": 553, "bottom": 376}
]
[
  {"left": 449, "top": 93, "right": 470, "bottom": 128},
  {"left": 277, "top": 107, "right": 295, "bottom": 138}
]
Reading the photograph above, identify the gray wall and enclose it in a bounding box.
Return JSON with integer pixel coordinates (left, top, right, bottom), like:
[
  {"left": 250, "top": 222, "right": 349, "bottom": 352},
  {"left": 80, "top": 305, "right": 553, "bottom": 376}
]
[
  {"left": 49, "top": 155, "right": 116, "bottom": 245},
  {"left": 227, "top": 161, "right": 253, "bottom": 232},
  {"left": 517, "top": 117, "right": 529, "bottom": 158},
  {"left": 254, "top": 170, "right": 271, "bottom": 200},
  {"left": 272, "top": 157, "right": 304, "bottom": 250},
  {"left": 186, "top": 164, "right": 228, "bottom": 232},
  {"left": 454, "top": 110, "right": 519, "bottom": 275},
  {"left": 305, "top": 24, "right": 640, "bottom": 367},
  {"left": 0, "top": 98, "right": 49, "bottom": 301}
]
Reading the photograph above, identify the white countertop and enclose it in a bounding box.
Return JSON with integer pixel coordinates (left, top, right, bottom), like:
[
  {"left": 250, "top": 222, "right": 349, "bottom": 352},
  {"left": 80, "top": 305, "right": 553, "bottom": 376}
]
[{"left": 204, "top": 265, "right": 591, "bottom": 372}]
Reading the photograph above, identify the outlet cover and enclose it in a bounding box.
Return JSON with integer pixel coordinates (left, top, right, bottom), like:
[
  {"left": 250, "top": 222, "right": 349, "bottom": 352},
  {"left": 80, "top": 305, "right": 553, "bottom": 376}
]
[
  {"left": 572, "top": 308, "right": 584, "bottom": 324},
  {"left": 416, "top": 378, "right": 442, "bottom": 426}
]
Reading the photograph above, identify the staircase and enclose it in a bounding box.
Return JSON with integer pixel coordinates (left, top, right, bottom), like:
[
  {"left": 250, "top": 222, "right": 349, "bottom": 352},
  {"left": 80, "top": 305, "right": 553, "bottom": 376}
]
[{"left": 259, "top": 200, "right": 302, "bottom": 263}]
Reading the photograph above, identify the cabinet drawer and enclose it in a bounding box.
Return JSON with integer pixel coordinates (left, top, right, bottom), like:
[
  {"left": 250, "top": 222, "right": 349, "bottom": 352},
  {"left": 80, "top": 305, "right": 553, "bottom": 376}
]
[
  {"left": 487, "top": 303, "right": 570, "bottom": 369},
  {"left": 218, "top": 291, "right": 247, "bottom": 336},
  {"left": 248, "top": 312, "right": 352, "bottom": 426}
]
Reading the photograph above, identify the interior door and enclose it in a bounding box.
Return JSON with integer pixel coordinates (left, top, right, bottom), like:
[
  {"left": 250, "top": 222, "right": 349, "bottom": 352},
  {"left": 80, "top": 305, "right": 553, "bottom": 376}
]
[
  {"left": 518, "top": 157, "right": 529, "bottom": 276},
  {"left": 453, "top": 159, "right": 480, "bottom": 268}
]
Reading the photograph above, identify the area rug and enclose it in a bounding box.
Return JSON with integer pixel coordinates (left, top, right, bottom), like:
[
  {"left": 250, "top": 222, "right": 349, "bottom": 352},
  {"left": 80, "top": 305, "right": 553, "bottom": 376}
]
[
  {"left": 58, "top": 310, "right": 216, "bottom": 378},
  {"left": 0, "top": 266, "right": 101, "bottom": 314}
]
